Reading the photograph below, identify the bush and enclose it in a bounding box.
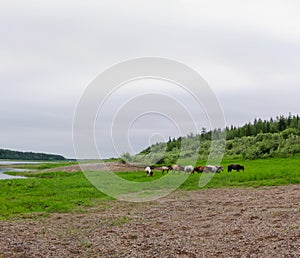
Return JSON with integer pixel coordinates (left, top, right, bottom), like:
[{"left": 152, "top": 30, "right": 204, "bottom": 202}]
[{"left": 281, "top": 128, "right": 299, "bottom": 139}]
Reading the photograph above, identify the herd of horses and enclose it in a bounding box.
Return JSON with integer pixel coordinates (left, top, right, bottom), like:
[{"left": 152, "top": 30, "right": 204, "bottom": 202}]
[{"left": 145, "top": 164, "right": 244, "bottom": 176}]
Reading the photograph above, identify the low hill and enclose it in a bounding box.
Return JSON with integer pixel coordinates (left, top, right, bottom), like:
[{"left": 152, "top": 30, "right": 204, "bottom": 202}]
[
  {"left": 0, "top": 148, "right": 66, "bottom": 161},
  {"left": 123, "top": 114, "right": 300, "bottom": 165}
]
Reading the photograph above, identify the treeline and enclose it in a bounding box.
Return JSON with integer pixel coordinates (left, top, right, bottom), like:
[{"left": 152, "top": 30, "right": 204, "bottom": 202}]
[
  {"left": 124, "top": 114, "right": 300, "bottom": 164},
  {"left": 225, "top": 114, "right": 300, "bottom": 140},
  {"left": 0, "top": 149, "right": 66, "bottom": 161}
]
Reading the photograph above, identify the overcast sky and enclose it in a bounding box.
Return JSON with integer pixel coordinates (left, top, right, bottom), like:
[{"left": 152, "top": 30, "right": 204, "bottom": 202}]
[{"left": 1, "top": 0, "right": 300, "bottom": 158}]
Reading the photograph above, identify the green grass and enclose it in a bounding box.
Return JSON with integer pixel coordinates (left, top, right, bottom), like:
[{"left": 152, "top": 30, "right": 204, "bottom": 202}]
[
  {"left": 0, "top": 172, "right": 111, "bottom": 220},
  {"left": 192, "top": 156, "right": 300, "bottom": 189},
  {"left": 0, "top": 156, "right": 299, "bottom": 219},
  {"left": 116, "top": 155, "right": 300, "bottom": 190}
]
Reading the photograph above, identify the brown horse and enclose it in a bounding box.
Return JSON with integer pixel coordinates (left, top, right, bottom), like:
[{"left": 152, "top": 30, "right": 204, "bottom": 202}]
[{"left": 194, "top": 166, "right": 205, "bottom": 173}]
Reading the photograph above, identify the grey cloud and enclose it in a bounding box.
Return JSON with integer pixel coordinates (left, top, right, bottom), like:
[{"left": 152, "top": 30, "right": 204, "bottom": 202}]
[{"left": 1, "top": 1, "right": 300, "bottom": 157}]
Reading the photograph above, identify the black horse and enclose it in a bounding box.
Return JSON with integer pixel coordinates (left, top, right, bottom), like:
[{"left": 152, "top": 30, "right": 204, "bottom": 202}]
[{"left": 228, "top": 164, "right": 244, "bottom": 172}]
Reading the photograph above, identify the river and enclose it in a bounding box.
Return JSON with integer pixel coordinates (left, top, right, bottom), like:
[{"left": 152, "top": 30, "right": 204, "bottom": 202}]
[{"left": 0, "top": 161, "right": 40, "bottom": 180}]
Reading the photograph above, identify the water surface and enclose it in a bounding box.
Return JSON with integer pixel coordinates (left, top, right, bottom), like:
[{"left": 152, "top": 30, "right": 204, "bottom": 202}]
[{"left": 0, "top": 161, "right": 39, "bottom": 180}]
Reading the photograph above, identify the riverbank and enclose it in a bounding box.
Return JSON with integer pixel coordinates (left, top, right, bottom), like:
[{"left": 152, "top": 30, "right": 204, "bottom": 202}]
[{"left": 0, "top": 184, "right": 299, "bottom": 257}]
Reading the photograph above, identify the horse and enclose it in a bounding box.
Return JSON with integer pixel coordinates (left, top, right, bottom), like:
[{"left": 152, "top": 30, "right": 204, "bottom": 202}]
[
  {"left": 228, "top": 164, "right": 244, "bottom": 172},
  {"left": 145, "top": 166, "right": 153, "bottom": 176},
  {"left": 204, "top": 165, "right": 223, "bottom": 173},
  {"left": 194, "top": 166, "right": 205, "bottom": 173},
  {"left": 184, "top": 165, "right": 194, "bottom": 174},
  {"left": 171, "top": 164, "right": 184, "bottom": 174},
  {"left": 204, "top": 165, "right": 217, "bottom": 173},
  {"left": 161, "top": 166, "right": 172, "bottom": 174}
]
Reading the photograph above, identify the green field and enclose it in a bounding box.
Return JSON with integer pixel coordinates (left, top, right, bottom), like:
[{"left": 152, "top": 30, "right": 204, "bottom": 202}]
[
  {"left": 116, "top": 155, "right": 300, "bottom": 190},
  {"left": 0, "top": 155, "right": 299, "bottom": 219}
]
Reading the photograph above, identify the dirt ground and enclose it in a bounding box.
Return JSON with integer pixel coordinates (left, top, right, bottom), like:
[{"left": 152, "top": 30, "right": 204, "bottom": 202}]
[{"left": 0, "top": 184, "right": 299, "bottom": 257}]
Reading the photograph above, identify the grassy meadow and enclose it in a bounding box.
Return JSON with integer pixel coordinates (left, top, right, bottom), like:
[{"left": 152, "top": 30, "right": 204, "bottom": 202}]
[
  {"left": 0, "top": 155, "right": 299, "bottom": 219},
  {"left": 117, "top": 155, "right": 300, "bottom": 189}
]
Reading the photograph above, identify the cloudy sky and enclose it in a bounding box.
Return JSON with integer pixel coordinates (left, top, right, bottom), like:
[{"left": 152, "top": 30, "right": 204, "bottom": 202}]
[{"left": 1, "top": 0, "right": 300, "bottom": 158}]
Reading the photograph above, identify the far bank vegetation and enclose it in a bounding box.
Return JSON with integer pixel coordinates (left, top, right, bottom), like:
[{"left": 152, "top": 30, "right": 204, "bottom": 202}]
[{"left": 122, "top": 114, "right": 300, "bottom": 165}]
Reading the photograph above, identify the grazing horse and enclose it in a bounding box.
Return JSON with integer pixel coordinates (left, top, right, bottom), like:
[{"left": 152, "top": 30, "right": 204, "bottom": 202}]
[
  {"left": 145, "top": 166, "right": 153, "bottom": 176},
  {"left": 204, "top": 165, "right": 217, "bottom": 173},
  {"left": 184, "top": 165, "right": 194, "bottom": 174},
  {"left": 161, "top": 166, "right": 172, "bottom": 174},
  {"left": 194, "top": 166, "right": 205, "bottom": 173},
  {"left": 228, "top": 164, "right": 244, "bottom": 172},
  {"left": 171, "top": 164, "right": 184, "bottom": 174},
  {"left": 203, "top": 165, "right": 223, "bottom": 173}
]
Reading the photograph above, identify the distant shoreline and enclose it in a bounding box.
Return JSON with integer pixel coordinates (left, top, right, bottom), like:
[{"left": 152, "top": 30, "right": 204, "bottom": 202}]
[{"left": 0, "top": 148, "right": 66, "bottom": 161}]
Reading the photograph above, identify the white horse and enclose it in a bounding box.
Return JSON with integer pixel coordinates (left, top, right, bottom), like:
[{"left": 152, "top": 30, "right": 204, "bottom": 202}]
[
  {"left": 184, "top": 165, "right": 194, "bottom": 174},
  {"left": 204, "top": 165, "right": 217, "bottom": 172},
  {"left": 145, "top": 166, "right": 153, "bottom": 176},
  {"left": 204, "top": 165, "right": 223, "bottom": 173}
]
